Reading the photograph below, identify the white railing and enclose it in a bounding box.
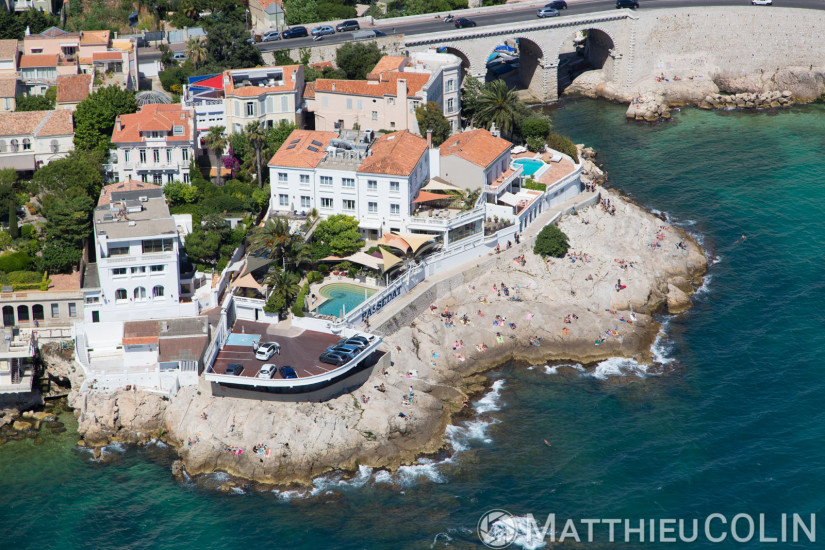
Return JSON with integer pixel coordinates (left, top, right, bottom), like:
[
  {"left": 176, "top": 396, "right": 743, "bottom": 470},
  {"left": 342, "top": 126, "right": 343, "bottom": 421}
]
[
  {"left": 234, "top": 295, "right": 266, "bottom": 308},
  {"left": 409, "top": 205, "right": 484, "bottom": 228},
  {"left": 484, "top": 164, "right": 523, "bottom": 194}
]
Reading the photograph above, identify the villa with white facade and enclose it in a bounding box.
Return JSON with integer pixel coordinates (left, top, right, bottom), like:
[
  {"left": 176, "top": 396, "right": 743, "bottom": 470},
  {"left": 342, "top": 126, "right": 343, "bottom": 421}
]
[{"left": 0, "top": 110, "right": 74, "bottom": 171}]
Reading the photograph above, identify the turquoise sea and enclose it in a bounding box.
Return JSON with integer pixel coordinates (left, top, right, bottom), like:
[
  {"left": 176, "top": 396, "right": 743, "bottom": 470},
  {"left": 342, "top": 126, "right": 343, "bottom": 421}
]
[{"left": 3, "top": 101, "right": 825, "bottom": 549}]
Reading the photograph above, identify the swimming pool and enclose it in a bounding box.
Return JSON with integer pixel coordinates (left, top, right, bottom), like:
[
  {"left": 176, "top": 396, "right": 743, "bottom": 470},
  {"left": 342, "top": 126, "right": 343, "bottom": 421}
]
[
  {"left": 316, "top": 283, "right": 376, "bottom": 317},
  {"left": 513, "top": 158, "right": 546, "bottom": 176}
]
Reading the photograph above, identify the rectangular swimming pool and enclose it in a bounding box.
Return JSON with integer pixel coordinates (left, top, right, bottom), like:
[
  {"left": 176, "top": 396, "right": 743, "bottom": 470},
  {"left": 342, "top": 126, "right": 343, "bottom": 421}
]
[{"left": 513, "top": 158, "right": 546, "bottom": 176}]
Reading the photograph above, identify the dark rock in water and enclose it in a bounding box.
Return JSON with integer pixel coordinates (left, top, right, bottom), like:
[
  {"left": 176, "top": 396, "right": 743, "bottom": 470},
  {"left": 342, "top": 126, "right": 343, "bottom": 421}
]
[
  {"left": 8, "top": 433, "right": 24, "bottom": 441},
  {"left": 26, "top": 431, "right": 38, "bottom": 439},
  {"left": 171, "top": 459, "right": 186, "bottom": 481},
  {"left": 50, "top": 427, "right": 67, "bottom": 434},
  {"left": 45, "top": 421, "right": 64, "bottom": 429},
  {"left": 0, "top": 437, "right": 7, "bottom": 446},
  {"left": 33, "top": 437, "right": 44, "bottom": 446},
  {"left": 93, "top": 447, "right": 102, "bottom": 460}
]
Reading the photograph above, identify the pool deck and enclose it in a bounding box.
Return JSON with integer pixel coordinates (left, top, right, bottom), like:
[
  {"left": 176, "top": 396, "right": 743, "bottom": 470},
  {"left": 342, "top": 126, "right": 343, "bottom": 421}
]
[{"left": 308, "top": 279, "right": 378, "bottom": 316}]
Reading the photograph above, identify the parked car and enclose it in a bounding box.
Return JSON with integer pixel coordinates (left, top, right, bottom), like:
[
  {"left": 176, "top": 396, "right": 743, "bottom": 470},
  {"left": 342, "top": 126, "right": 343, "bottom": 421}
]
[
  {"left": 282, "top": 26, "right": 309, "bottom": 39},
  {"left": 327, "top": 344, "right": 359, "bottom": 358},
  {"left": 751, "top": 0, "right": 772, "bottom": 4},
  {"left": 255, "top": 342, "right": 281, "bottom": 360},
  {"left": 171, "top": 51, "right": 187, "bottom": 61},
  {"left": 342, "top": 338, "right": 367, "bottom": 351},
  {"left": 537, "top": 7, "right": 560, "bottom": 17},
  {"left": 279, "top": 366, "right": 298, "bottom": 379},
  {"left": 616, "top": 0, "right": 639, "bottom": 7},
  {"left": 312, "top": 25, "right": 335, "bottom": 37},
  {"left": 546, "top": 0, "right": 567, "bottom": 8},
  {"left": 319, "top": 351, "right": 348, "bottom": 366},
  {"left": 225, "top": 363, "right": 244, "bottom": 376},
  {"left": 261, "top": 30, "right": 281, "bottom": 41},
  {"left": 346, "top": 335, "right": 371, "bottom": 347},
  {"left": 454, "top": 18, "right": 477, "bottom": 28},
  {"left": 336, "top": 20, "right": 360, "bottom": 32},
  {"left": 258, "top": 364, "right": 277, "bottom": 379}
]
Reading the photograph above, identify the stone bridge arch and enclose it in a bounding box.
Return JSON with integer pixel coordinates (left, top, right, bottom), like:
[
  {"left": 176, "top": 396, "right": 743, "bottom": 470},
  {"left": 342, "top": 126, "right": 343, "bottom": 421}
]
[{"left": 555, "top": 25, "right": 619, "bottom": 96}]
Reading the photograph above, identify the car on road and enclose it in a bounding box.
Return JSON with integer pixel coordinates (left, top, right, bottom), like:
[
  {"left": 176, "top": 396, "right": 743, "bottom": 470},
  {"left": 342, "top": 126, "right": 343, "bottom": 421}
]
[
  {"left": 454, "top": 18, "right": 477, "bottom": 28},
  {"left": 171, "top": 52, "right": 187, "bottom": 61},
  {"left": 282, "top": 26, "right": 308, "bottom": 39},
  {"left": 537, "top": 7, "right": 560, "bottom": 17},
  {"left": 616, "top": 0, "right": 639, "bottom": 7},
  {"left": 261, "top": 30, "right": 281, "bottom": 41},
  {"left": 319, "top": 351, "right": 348, "bottom": 366},
  {"left": 279, "top": 366, "right": 298, "bottom": 379},
  {"left": 255, "top": 342, "right": 281, "bottom": 360},
  {"left": 336, "top": 20, "right": 360, "bottom": 32},
  {"left": 257, "top": 364, "right": 277, "bottom": 379},
  {"left": 225, "top": 363, "right": 244, "bottom": 376},
  {"left": 751, "top": 0, "right": 771, "bottom": 4},
  {"left": 312, "top": 25, "right": 335, "bottom": 37},
  {"left": 546, "top": 0, "right": 567, "bottom": 8}
]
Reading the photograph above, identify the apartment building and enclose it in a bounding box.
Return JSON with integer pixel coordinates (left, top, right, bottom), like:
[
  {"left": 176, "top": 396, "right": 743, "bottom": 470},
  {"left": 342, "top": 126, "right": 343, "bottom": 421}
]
[
  {"left": 307, "top": 52, "right": 463, "bottom": 134},
  {"left": 0, "top": 78, "right": 19, "bottom": 112},
  {"left": 109, "top": 104, "right": 195, "bottom": 184},
  {"left": 55, "top": 73, "right": 91, "bottom": 111},
  {"left": 0, "top": 110, "right": 74, "bottom": 171},
  {"left": 82, "top": 181, "right": 198, "bottom": 323},
  {"left": 0, "top": 40, "right": 19, "bottom": 75},
  {"left": 248, "top": 0, "right": 285, "bottom": 31}
]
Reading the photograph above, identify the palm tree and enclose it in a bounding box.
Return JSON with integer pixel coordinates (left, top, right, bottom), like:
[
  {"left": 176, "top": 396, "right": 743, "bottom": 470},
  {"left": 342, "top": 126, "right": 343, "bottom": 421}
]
[
  {"left": 178, "top": 0, "right": 199, "bottom": 20},
  {"left": 245, "top": 121, "right": 266, "bottom": 188},
  {"left": 186, "top": 37, "right": 207, "bottom": 71},
  {"left": 265, "top": 268, "right": 301, "bottom": 313},
  {"left": 475, "top": 79, "right": 522, "bottom": 139},
  {"left": 248, "top": 217, "right": 293, "bottom": 259},
  {"left": 203, "top": 126, "right": 227, "bottom": 186}
]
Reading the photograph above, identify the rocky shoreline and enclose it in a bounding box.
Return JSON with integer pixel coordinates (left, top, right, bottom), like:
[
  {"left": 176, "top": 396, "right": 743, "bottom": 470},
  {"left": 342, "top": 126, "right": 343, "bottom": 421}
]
[{"left": 66, "top": 150, "right": 708, "bottom": 488}]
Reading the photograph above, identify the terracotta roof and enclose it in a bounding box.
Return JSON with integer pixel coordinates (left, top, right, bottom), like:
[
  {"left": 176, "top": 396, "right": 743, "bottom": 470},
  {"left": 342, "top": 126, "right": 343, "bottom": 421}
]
[
  {"left": 92, "top": 51, "right": 122, "bottom": 62},
  {"left": 122, "top": 335, "right": 159, "bottom": 345},
  {"left": 56, "top": 74, "right": 90, "bottom": 104},
  {"left": 34, "top": 27, "right": 75, "bottom": 39},
  {"left": 303, "top": 81, "right": 315, "bottom": 98},
  {"left": 98, "top": 179, "right": 162, "bottom": 206},
  {"left": 0, "top": 110, "right": 72, "bottom": 138},
  {"left": 252, "top": 0, "right": 283, "bottom": 9},
  {"left": 0, "top": 78, "right": 17, "bottom": 98},
  {"left": 439, "top": 129, "right": 512, "bottom": 168},
  {"left": 0, "top": 40, "right": 18, "bottom": 62},
  {"left": 314, "top": 72, "right": 431, "bottom": 99},
  {"left": 158, "top": 335, "right": 208, "bottom": 363},
  {"left": 223, "top": 65, "right": 301, "bottom": 97},
  {"left": 310, "top": 61, "right": 334, "bottom": 70},
  {"left": 123, "top": 319, "right": 160, "bottom": 340},
  {"left": 268, "top": 129, "right": 337, "bottom": 169},
  {"left": 80, "top": 30, "right": 110, "bottom": 45},
  {"left": 19, "top": 54, "right": 58, "bottom": 68},
  {"left": 366, "top": 56, "right": 407, "bottom": 79},
  {"left": 358, "top": 130, "right": 427, "bottom": 176},
  {"left": 112, "top": 104, "right": 192, "bottom": 144}
]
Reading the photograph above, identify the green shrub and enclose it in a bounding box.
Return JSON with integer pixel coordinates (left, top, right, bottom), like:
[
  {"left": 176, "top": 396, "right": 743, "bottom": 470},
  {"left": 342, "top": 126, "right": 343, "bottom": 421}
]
[
  {"left": 521, "top": 116, "right": 551, "bottom": 140},
  {"left": 0, "top": 251, "right": 33, "bottom": 272},
  {"left": 546, "top": 133, "right": 579, "bottom": 162},
  {"left": 307, "top": 270, "right": 324, "bottom": 284},
  {"left": 19, "top": 225, "right": 35, "bottom": 239},
  {"left": 318, "top": 264, "right": 329, "bottom": 274},
  {"left": 6, "top": 271, "right": 42, "bottom": 284},
  {"left": 526, "top": 136, "right": 545, "bottom": 153},
  {"left": 291, "top": 282, "right": 310, "bottom": 317},
  {"left": 216, "top": 257, "right": 229, "bottom": 272},
  {"left": 533, "top": 224, "right": 569, "bottom": 258},
  {"left": 263, "top": 293, "right": 286, "bottom": 314}
]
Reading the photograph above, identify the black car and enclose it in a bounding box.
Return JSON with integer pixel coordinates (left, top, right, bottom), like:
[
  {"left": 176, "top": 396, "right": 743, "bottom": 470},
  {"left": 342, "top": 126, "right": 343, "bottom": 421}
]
[
  {"left": 282, "top": 26, "right": 309, "bottom": 39},
  {"left": 319, "top": 351, "right": 348, "bottom": 366},
  {"left": 225, "top": 363, "right": 244, "bottom": 376},
  {"left": 336, "top": 20, "right": 360, "bottom": 32},
  {"left": 616, "top": 0, "right": 639, "bottom": 7},
  {"left": 546, "top": 0, "right": 567, "bottom": 8},
  {"left": 346, "top": 335, "right": 371, "bottom": 347},
  {"left": 279, "top": 366, "right": 298, "bottom": 379},
  {"left": 454, "top": 18, "right": 477, "bottom": 28}
]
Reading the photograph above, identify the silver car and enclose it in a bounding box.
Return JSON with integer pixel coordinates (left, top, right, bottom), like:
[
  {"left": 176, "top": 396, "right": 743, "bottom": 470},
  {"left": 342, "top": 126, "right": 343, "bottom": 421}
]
[{"left": 257, "top": 364, "right": 277, "bottom": 379}]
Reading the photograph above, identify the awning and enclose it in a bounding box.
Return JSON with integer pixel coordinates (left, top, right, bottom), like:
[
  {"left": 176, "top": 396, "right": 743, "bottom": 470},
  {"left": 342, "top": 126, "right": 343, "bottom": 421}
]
[
  {"left": 239, "top": 255, "right": 273, "bottom": 278},
  {"left": 320, "top": 255, "right": 344, "bottom": 262},
  {"left": 498, "top": 192, "right": 520, "bottom": 207},
  {"left": 233, "top": 273, "right": 263, "bottom": 292},
  {"left": 412, "top": 190, "right": 451, "bottom": 203},
  {"left": 209, "top": 167, "right": 232, "bottom": 177},
  {"left": 423, "top": 177, "right": 462, "bottom": 192},
  {"left": 396, "top": 233, "right": 437, "bottom": 254},
  {"left": 377, "top": 233, "right": 410, "bottom": 253},
  {"left": 344, "top": 251, "right": 383, "bottom": 271},
  {"left": 0, "top": 154, "right": 36, "bottom": 171},
  {"left": 379, "top": 247, "right": 403, "bottom": 273},
  {"left": 357, "top": 218, "right": 382, "bottom": 230}
]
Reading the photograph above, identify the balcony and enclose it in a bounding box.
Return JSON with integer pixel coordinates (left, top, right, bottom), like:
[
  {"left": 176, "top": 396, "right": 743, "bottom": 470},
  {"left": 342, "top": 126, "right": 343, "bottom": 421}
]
[{"left": 484, "top": 164, "right": 523, "bottom": 195}]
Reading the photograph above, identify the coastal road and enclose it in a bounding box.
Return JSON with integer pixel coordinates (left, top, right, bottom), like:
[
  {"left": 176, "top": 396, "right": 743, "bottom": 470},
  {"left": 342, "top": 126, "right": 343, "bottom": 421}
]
[{"left": 139, "top": 0, "right": 825, "bottom": 61}]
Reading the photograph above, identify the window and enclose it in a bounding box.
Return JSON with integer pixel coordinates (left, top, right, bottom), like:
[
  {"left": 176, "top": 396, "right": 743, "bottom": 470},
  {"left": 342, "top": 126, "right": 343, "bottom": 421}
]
[
  {"left": 342, "top": 178, "right": 355, "bottom": 188},
  {"left": 153, "top": 149, "right": 160, "bottom": 163},
  {"left": 320, "top": 176, "right": 332, "bottom": 186},
  {"left": 131, "top": 266, "right": 146, "bottom": 275},
  {"left": 167, "top": 173, "right": 174, "bottom": 183},
  {"left": 390, "top": 181, "right": 400, "bottom": 193},
  {"left": 10, "top": 139, "right": 18, "bottom": 152},
  {"left": 115, "top": 289, "right": 127, "bottom": 302},
  {"left": 153, "top": 174, "right": 163, "bottom": 185},
  {"left": 173, "top": 125, "right": 184, "bottom": 136},
  {"left": 387, "top": 97, "right": 395, "bottom": 105},
  {"left": 356, "top": 99, "right": 362, "bottom": 110},
  {"left": 150, "top": 265, "right": 164, "bottom": 273},
  {"left": 143, "top": 239, "right": 173, "bottom": 253},
  {"left": 390, "top": 204, "right": 400, "bottom": 215},
  {"left": 301, "top": 196, "right": 311, "bottom": 208},
  {"left": 300, "top": 174, "right": 310, "bottom": 184},
  {"left": 321, "top": 197, "right": 333, "bottom": 209},
  {"left": 109, "top": 246, "right": 129, "bottom": 256},
  {"left": 446, "top": 79, "right": 455, "bottom": 92},
  {"left": 112, "top": 268, "right": 127, "bottom": 276},
  {"left": 2, "top": 98, "right": 8, "bottom": 110},
  {"left": 134, "top": 287, "right": 147, "bottom": 301},
  {"left": 367, "top": 180, "right": 377, "bottom": 191},
  {"left": 51, "top": 303, "right": 59, "bottom": 318},
  {"left": 68, "top": 303, "right": 77, "bottom": 317},
  {"left": 371, "top": 111, "right": 378, "bottom": 121},
  {"left": 281, "top": 95, "right": 289, "bottom": 113},
  {"left": 139, "top": 149, "right": 147, "bottom": 163},
  {"left": 246, "top": 102, "right": 255, "bottom": 116},
  {"left": 124, "top": 149, "right": 130, "bottom": 163},
  {"left": 346, "top": 98, "right": 353, "bottom": 110},
  {"left": 166, "top": 148, "right": 172, "bottom": 164},
  {"left": 368, "top": 201, "right": 378, "bottom": 213},
  {"left": 343, "top": 199, "right": 355, "bottom": 211},
  {"left": 447, "top": 98, "right": 455, "bottom": 113},
  {"left": 279, "top": 194, "right": 289, "bottom": 207},
  {"left": 22, "top": 138, "right": 30, "bottom": 151},
  {"left": 278, "top": 172, "right": 288, "bottom": 183},
  {"left": 141, "top": 174, "right": 148, "bottom": 183},
  {"left": 182, "top": 148, "right": 189, "bottom": 161},
  {"left": 390, "top": 122, "right": 396, "bottom": 128},
  {"left": 153, "top": 285, "right": 164, "bottom": 299}
]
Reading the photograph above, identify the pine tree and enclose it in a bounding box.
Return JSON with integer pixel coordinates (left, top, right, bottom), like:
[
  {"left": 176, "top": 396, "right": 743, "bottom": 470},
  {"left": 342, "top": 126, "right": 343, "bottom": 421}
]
[{"left": 8, "top": 200, "right": 17, "bottom": 240}]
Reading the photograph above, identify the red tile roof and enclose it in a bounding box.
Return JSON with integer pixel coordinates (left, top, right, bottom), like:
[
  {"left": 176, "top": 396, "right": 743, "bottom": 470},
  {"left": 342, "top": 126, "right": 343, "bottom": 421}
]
[
  {"left": 268, "top": 129, "right": 337, "bottom": 169},
  {"left": 0, "top": 40, "right": 18, "bottom": 62},
  {"left": 252, "top": 0, "right": 283, "bottom": 9},
  {"left": 0, "top": 78, "right": 17, "bottom": 98},
  {"left": 56, "top": 73, "right": 90, "bottom": 104},
  {"left": 37, "top": 110, "right": 74, "bottom": 136},
  {"left": 439, "top": 129, "right": 512, "bottom": 168},
  {"left": 98, "top": 179, "right": 162, "bottom": 206},
  {"left": 310, "top": 61, "right": 334, "bottom": 70},
  {"left": 366, "top": 56, "right": 407, "bottom": 80},
  {"left": 80, "top": 30, "right": 110, "bottom": 45},
  {"left": 112, "top": 104, "right": 192, "bottom": 144},
  {"left": 314, "top": 72, "right": 430, "bottom": 99},
  {"left": 92, "top": 51, "right": 123, "bottom": 61},
  {"left": 19, "top": 54, "right": 58, "bottom": 68},
  {"left": 358, "top": 130, "right": 427, "bottom": 176},
  {"left": 303, "top": 81, "right": 315, "bottom": 98}
]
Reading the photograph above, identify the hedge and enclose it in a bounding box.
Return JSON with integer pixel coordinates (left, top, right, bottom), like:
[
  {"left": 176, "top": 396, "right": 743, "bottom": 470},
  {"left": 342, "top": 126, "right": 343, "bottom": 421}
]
[
  {"left": 546, "top": 133, "right": 579, "bottom": 162},
  {"left": 0, "top": 270, "right": 49, "bottom": 291},
  {"left": 291, "top": 282, "right": 310, "bottom": 317},
  {"left": 0, "top": 252, "right": 33, "bottom": 273},
  {"left": 523, "top": 179, "right": 546, "bottom": 192}
]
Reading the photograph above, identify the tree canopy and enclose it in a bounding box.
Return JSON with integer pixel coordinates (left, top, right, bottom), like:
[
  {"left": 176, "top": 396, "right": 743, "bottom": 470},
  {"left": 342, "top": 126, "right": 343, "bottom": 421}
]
[
  {"left": 30, "top": 151, "right": 104, "bottom": 198},
  {"left": 336, "top": 42, "right": 382, "bottom": 80},
  {"left": 74, "top": 86, "right": 138, "bottom": 152},
  {"left": 415, "top": 102, "right": 452, "bottom": 147},
  {"left": 15, "top": 94, "right": 54, "bottom": 112},
  {"left": 313, "top": 214, "right": 364, "bottom": 257},
  {"left": 533, "top": 224, "right": 569, "bottom": 258}
]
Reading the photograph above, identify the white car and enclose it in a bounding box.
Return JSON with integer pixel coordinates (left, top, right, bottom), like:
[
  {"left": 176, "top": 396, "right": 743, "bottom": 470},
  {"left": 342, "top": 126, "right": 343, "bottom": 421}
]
[
  {"left": 255, "top": 342, "right": 281, "bottom": 360},
  {"left": 751, "top": 0, "right": 771, "bottom": 4},
  {"left": 257, "top": 364, "right": 277, "bottom": 379}
]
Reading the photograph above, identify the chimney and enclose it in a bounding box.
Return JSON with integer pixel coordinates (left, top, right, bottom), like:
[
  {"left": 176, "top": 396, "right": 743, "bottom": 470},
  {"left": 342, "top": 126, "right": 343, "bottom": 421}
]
[
  {"left": 115, "top": 117, "right": 121, "bottom": 132},
  {"left": 426, "top": 129, "right": 432, "bottom": 149}
]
